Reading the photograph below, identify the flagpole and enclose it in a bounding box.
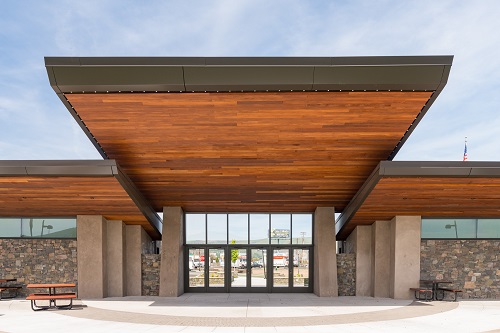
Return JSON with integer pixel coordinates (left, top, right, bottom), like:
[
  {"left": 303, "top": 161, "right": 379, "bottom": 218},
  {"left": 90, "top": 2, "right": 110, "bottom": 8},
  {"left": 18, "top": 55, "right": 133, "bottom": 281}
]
[{"left": 463, "top": 137, "right": 468, "bottom": 161}]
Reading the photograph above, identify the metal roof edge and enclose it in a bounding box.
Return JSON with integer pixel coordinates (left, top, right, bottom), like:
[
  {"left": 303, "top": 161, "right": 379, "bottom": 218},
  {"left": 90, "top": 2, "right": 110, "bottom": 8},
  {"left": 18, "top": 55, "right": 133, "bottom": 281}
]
[
  {"left": 335, "top": 162, "right": 383, "bottom": 239},
  {"left": 387, "top": 62, "right": 453, "bottom": 160},
  {"left": 113, "top": 165, "right": 163, "bottom": 238},
  {"left": 44, "top": 56, "right": 454, "bottom": 67},
  {"left": 0, "top": 160, "right": 116, "bottom": 176}
]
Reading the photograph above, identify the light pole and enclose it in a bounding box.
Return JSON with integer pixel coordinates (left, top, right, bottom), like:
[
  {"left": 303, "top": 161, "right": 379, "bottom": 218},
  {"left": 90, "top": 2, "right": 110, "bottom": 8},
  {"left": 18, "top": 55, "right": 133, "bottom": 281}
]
[{"left": 445, "top": 221, "right": 458, "bottom": 238}]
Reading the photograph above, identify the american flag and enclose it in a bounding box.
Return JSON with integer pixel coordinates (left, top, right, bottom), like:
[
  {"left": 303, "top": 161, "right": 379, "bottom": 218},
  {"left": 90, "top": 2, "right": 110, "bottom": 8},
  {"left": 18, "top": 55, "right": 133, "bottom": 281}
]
[{"left": 463, "top": 140, "right": 468, "bottom": 161}]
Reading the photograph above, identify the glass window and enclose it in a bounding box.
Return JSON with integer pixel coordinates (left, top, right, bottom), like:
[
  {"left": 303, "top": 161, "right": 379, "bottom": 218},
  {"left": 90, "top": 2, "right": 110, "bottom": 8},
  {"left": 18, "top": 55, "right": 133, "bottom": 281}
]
[
  {"left": 20, "top": 218, "right": 76, "bottom": 238},
  {"left": 250, "top": 214, "right": 269, "bottom": 244},
  {"left": 421, "top": 218, "right": 487, "bottom": 239},
  {"left": 207, "top": 214, "right": 227, "bottom": 244},
  {"left": 0, "top": 218, "right": 22, "bottom": 237},
  {"left": 477, "top": 219, "right": 500, "bottom": 238},
  {"left": 186, "top": 214, "right": 206, "bottom": 244},
  {"left": 0, "top": 217, "right": 76, "bottom": 238},
  {"left": 271, "top": 214, "right": 291, "bottom": 244},
  {"left": 228, "top": 214, "right": 248, "bottom": 244},
  {"left": 292, "top": 214, "right": 312, "bottom": 244}
]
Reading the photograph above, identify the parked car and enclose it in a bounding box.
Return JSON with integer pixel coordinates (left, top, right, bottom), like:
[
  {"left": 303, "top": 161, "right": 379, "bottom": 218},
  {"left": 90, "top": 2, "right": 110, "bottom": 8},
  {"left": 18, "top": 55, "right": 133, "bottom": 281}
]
[{"left": 251, "top": 261, "right": 263, "bottom": 268}]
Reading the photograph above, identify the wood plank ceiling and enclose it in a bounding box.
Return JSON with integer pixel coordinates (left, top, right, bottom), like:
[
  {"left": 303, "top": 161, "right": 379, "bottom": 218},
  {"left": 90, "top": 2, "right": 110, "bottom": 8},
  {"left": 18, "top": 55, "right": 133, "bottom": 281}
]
[
  {"left": 66, "top": 91, "right": 432, "bottom": 213},
  {"left": 340, "top": 177, "right": 500, "bottom": 239},
  {"left": 0, "top": 176, "right": 154, "bottom": 234}
]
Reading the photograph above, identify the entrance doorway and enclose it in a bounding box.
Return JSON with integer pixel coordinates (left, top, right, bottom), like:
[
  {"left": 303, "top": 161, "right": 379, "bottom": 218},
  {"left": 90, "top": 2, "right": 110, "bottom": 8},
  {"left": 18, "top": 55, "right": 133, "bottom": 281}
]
[{"left": 186, "top": 245, "right": 312, "bottom": 292}]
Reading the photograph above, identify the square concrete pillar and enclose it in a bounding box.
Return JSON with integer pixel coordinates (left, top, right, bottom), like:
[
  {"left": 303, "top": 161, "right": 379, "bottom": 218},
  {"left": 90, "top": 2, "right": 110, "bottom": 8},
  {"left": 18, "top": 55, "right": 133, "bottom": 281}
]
[
  {"left": 126, "top": 225, "right": 152, "bottom": 296},
  {"left": 77, "top": 215, "right": 107, "bottom": 298},
  {"left": 371, "top": 220, "right": 391, "bottom": 298},
  {"left": 313, "top": 207, "right": 338, "bottom": 297},
  {"left": 159, "top": 206, "right": 184, "bottom": 297},
  {"left": 106, "top": 220, "right": 126, "bottom": 297},
  {"left": 390, "top": 216, "right": 421, "bottom": 299},
  {"left": 346, "top": 225, "right": 372, "bottom": 296}
]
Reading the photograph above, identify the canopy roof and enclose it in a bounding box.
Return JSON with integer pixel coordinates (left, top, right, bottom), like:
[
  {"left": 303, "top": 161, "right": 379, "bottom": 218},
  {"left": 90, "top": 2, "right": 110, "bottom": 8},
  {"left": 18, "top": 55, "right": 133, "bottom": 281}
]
[
  {"left": 0, "top": 160, "right": 162, "bottom": 238},
  {"left": 336, "top": 161, "right": 500, "bottom": 239},
  {"left": 45, "top": 56, "right": 453, "bottom": 215}
]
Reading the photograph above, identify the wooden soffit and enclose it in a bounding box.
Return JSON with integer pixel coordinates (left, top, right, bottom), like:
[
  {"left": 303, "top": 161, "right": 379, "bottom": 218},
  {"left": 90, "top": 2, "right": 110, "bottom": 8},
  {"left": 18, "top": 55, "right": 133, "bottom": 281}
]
[
  {"left": 336, "top": 161, "right": 500, "bottom": 240},
  {"left": 0, "top": 160, "right": 162, "bottom": 239},
  {"left": 45, "top": 56, "right": 453, "bottom": 213}
]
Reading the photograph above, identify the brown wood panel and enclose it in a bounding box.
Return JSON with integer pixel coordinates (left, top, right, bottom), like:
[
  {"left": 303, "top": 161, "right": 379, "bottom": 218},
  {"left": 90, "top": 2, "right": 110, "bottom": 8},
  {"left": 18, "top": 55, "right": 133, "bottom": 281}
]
[
  {"left": 0, "top": 176, "right": 154, "bottom": 234},
  {"left": 344, "top": 177, "right": 500, "bottom": 237},
  {"left": 67, "top": 91, "right": 432, "bottom": 212}
]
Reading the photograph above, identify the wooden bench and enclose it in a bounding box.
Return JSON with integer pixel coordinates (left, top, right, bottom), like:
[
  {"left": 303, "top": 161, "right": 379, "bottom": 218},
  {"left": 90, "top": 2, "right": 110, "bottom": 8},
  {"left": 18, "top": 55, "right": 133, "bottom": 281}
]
[
  {"left": 26, "top": 293, "right": 76, "bottom": 311},
  {"left": 436, "top": 288, "right": 463, "bottom": 302},
  {"left": 0, "top": 286, "right": 22, "bottom": 300},
  {"left": 410, "top": 287, "right": 434, "bottom": 301}
]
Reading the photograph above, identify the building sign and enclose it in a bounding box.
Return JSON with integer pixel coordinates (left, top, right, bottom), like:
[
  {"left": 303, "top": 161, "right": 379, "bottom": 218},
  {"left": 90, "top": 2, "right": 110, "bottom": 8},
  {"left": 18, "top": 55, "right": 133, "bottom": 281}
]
[{"left": 271, "top": 228, "right": 290, "bottom": 239}]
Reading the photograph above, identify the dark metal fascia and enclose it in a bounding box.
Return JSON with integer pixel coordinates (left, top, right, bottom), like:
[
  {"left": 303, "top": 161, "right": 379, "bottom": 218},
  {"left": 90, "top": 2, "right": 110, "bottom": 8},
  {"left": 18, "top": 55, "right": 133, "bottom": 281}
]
[
  {"left": 44, "top": 56, "right": 454, "bottom": 67},
  {"left": 46, "top": 66, "right": 108, "bottom": 159},
  {"left": 335, "top": 162, "right": 383, "bottom": 236},
  {"left": 387, "top": 62, "right": 453, "bottom": 160},
  {"left": 44, "top": 56, "right": 454, "bottom": 93},
  {"left": 113, "top": 164, "right": 163, "bottom": 238},
  {"left": 0, "top": 160, "right": 116, "bottom": 176}
]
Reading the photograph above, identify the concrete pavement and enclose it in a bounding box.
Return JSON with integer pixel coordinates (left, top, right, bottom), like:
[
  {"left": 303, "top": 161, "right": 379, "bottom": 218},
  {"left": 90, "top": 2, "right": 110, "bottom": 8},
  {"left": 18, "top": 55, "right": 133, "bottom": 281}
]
[{"left": 0, "top": 294, "right": 499, "bottom": 332}]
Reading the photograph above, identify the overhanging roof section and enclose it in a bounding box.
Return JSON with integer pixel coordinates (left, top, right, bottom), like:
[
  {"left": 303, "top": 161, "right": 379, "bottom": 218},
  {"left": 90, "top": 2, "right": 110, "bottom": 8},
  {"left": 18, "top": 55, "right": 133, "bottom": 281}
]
[
  {"left": 336, "top": 161, "right": 500, "bottom": 240},
  {"left": 44, "top": 56, "right": 453, "bottom": 213},
  {"left": 0, "top": 160, "right": 162, "bottom": 239}
]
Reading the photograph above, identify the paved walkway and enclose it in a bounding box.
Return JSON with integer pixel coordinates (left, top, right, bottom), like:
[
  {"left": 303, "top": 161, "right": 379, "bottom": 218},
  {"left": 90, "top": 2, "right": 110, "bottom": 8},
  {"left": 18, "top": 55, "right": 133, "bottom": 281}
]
[{"left": 0, "top": 294, "right": 499, "bottom": 332}]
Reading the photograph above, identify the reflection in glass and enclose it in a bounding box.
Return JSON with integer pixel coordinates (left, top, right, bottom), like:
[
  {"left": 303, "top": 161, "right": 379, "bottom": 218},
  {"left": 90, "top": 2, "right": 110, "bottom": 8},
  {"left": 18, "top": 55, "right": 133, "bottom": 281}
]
[
  {"left": 422, "top": 219, "right": 476, "bottom": 238},
  {"left": 207, "top": 214, "right": 227, "bottom": 244},
  {"left": 208, "top": 248, "right": 225, "bottom": 287},
  {"left": 250, "top": 214, "right": 269, "bottom": 244},
  {"left": 186, "top": 214, "right": 206, "bottom": 244},
  {"left": 273, "top": 248, "right": 289, "bottom": 287},
  {"left": 271, "top": 214, "right": 291, "bottom": 244},
  {"left": 231, "top": 248, "right": 247, "bottom": 288},
  {"left": 228, "top": 214, "right": 248, "bottom": 244},
  {"left": 20, "top": 218, "right": 76, "bottom": 238},
  {"left": 188, "top": 248, "right": 205, "bottom": 287},
  {"left": 292, "top": 214, "right": 312, "bottom": 244},
  {"left": 293, "top": 249, "right": 309, "bottom": 287},
  {"left": 0, "top": 218, "right": 22, "bottom": 237},
  {"left": 251, "top": 248, "right": 267, "bottom": 287}
]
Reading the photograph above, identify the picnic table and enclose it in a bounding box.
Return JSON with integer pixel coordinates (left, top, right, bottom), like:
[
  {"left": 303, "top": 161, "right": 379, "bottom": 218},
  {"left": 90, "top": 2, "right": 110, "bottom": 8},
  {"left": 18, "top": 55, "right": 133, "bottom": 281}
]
[
  {"left": 411, "top": 279, "right": 462, "bottom": 302},
  {"left": 0, "top": 278, "right": 23, "bottom": 300},
  {"left": 26, "top": 283, "right": 77, "bottom": 311}
]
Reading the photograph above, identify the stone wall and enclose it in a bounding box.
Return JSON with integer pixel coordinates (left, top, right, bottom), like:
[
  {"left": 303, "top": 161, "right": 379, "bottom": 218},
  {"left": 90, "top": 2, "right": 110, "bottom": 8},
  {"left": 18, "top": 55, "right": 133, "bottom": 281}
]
[
  {"left": 0, "top": 239, "right": 77, "bottom": 297},
  {"left": 337, "top": 253, "right": 356, "bottom": 296},
  {"left": 142, "top": 253, "right": 160, "bottom": 296},
  {"left": 421, "top": 240, "right": 499, "bottom": 299}
]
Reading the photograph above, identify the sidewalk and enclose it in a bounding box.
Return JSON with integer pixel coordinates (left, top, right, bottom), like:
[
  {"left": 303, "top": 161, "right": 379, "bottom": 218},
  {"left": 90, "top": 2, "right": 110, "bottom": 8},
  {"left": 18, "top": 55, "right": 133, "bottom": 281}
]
[{"left": 0, "top": 294, "right": 499, "bottom": 332}]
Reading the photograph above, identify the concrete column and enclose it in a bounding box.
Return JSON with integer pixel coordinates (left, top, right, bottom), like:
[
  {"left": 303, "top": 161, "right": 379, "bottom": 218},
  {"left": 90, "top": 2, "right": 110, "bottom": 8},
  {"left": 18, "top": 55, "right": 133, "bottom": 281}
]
[
  {"left": 313, "top": 207, "right": 338, "bottom": 297},
  {"left": 106, "top": 220, "right": 126, "bottom": 297},
  {"left": 346, "top": 225, "right": 372, "bottom": 296},
  {"left": 125, "top": 225, "right": 152, "bottom": 296},
  {"left": 76, "top": 215, "right": 107, "bottom": 298},
  {"left": 371, "top": 220, "right": 391, "bottom": 298},
  {"left": 390, "top": 216, "right": 421, "bottom": 299},
  {"left": 159, "top": 206, "right": 184, "bottom": 297}
]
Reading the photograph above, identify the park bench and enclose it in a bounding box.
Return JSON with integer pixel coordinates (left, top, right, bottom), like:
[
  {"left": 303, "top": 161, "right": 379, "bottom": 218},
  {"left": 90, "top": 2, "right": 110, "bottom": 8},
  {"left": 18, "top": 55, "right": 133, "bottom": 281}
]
[
  {"left": 409, "top": 287, "right": 434, "bottom": 301},
  {"left": 436, "top": 287, "right": 463, "bottom": 302},
  {"left": 0, "top": 286, "right": 23, "bottom": 300}
]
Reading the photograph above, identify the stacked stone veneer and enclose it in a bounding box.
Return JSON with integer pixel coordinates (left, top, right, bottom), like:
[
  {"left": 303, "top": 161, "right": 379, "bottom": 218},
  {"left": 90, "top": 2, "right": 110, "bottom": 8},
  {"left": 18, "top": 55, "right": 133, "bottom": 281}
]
[
  {"left": 0, "top": 239, "right": 77, "bottom": 297},
  {"left": 142, "top": 254, "right": 160, "bottom": 296},
  {"left": 337, "top": 253, "right": 356, "bottom": 296},
  {"left": 141, "top": 253, "right": 355, "bottom": 296},
  {"left": 421, "top": 240, "right": 499, "bottom": 299}
]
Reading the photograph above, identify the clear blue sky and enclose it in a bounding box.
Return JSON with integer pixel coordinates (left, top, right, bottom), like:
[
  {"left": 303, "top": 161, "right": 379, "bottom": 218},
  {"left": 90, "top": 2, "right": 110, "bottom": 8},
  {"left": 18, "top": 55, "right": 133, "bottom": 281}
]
[{"left": 1, "top": 0, "right": 500, "bottom": 161}]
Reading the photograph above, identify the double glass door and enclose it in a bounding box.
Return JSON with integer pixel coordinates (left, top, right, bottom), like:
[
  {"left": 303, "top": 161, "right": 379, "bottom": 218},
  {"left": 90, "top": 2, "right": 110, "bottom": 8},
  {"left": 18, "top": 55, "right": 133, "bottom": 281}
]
[{"left": 186, "top": 246, "right": 311, "bottom": 292}]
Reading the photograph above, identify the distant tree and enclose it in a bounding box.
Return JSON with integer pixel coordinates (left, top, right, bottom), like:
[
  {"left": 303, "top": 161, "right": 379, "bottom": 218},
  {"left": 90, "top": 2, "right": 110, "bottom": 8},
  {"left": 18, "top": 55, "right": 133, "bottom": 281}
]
[{"left": 230, "top": 240, "right": 239, "bottom": 265}]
